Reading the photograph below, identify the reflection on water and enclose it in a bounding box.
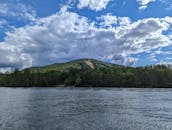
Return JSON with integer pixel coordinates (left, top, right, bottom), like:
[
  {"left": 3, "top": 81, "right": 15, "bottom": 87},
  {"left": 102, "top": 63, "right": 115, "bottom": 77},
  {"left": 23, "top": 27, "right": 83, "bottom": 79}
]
[{"left": 0, "top": 87, "right": 172, "bottom": 130}]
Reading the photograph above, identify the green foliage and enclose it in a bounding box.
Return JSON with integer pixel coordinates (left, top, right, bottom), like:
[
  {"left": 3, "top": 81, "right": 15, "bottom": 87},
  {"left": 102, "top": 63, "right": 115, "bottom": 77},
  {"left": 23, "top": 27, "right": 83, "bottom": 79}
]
[
  {"left": 75, "top": 76, "right": 81, "bottom": 86},
  {"left": 0, "top": 59, "right": 172, "bottom": 87}
]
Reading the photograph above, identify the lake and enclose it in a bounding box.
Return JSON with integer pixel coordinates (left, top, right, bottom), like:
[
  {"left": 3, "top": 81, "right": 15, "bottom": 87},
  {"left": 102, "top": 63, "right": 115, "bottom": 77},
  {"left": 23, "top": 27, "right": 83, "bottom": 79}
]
[{"left": 0, "top": 87, "right": 172, "bottom": 130}]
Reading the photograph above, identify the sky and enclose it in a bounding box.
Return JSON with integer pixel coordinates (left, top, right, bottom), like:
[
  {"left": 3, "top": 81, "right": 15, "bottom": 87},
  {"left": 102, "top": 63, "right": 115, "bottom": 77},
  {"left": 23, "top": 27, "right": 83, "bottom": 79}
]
[{"left": 0, "top": 0, "right": 172, "bottom": 71}]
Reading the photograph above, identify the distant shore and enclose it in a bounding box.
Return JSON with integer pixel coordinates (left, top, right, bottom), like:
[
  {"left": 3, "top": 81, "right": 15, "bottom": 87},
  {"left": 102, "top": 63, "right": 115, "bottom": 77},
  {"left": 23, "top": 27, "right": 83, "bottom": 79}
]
[{"left": 1, "top": 59, "right": 172, "bottom": 88}]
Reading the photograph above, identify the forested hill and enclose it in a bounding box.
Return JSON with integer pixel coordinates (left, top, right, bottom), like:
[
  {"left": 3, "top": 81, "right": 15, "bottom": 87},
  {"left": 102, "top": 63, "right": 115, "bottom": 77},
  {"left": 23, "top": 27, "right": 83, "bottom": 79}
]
[{"left": 0, "top": 59, "right": 172, "bottom": 87}]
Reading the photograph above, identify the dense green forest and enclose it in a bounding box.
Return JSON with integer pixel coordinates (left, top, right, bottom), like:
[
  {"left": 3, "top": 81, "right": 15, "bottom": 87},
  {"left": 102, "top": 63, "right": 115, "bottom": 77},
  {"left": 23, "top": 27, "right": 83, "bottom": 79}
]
[{"left": 0, "top": 59, "right": 172, "bottom": 87}]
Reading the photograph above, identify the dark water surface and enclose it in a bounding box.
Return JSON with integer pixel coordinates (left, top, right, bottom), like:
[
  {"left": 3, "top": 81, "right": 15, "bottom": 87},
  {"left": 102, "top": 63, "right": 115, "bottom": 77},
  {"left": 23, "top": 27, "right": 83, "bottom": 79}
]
[{"left": 0, "top": 87, "right": 172, "bottom": 130}]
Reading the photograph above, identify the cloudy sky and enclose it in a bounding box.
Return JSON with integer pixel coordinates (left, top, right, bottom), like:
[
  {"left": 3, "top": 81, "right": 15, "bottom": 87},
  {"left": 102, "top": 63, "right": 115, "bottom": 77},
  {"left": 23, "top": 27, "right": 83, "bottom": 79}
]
[{"left": 0, "top": 0, "right": 172, "bottom": 71}]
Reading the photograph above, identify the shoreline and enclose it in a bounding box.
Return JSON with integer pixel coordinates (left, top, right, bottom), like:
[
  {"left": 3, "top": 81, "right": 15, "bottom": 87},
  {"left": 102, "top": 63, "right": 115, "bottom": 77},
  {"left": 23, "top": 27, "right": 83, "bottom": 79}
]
[{"left": 1, "top": 85, "right": 172, "bottom": 88}]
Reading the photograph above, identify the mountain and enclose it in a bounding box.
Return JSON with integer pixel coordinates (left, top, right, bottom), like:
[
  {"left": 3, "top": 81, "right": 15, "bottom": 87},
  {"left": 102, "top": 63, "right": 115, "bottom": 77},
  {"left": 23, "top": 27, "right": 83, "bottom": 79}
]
[
  {"left": 0, "top": 58, "right": 172, "bottom": 87},
  {"left": 23, "top": 58, "right": 122, "bottom": 73}
]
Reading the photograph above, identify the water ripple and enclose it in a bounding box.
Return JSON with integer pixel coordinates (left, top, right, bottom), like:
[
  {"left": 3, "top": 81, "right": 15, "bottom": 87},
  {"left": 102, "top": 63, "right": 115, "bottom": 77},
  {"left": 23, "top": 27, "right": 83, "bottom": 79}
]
[{"left": 0, "top": 87, "right": 172, "bottom": 130}]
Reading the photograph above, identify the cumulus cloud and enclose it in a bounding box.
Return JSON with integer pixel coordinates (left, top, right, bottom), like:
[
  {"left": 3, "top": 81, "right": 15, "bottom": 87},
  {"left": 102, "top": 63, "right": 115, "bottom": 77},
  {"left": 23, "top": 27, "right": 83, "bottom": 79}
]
[
  {"left": 137, "top": 0, "right": 156, "bottom": 10},
  {"left": 97, "top": 14, "right": 131, "bottom": 27},
  {"left": 112, "top": 54, "right": 138, "bottom": 66},
  {"left": 0, "top": 7, "right": 172, "bottom": 70},
  {"left": 77, "top": 0, "right": 111, "bottom": 11},
  {"left": 97, "top": 13, "right": 117, "bottom": 27}
]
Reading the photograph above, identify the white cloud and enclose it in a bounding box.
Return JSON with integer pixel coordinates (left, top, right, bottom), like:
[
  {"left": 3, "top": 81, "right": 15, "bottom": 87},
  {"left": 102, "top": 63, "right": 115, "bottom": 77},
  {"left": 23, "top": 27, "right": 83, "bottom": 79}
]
[
  {"left": 0, "top": 19, "right": 8, "bottom": 26},
  {"left": 165, "top": 57, "right": 172, "bottom": 60},
  {"left": 157, "top": 61, "right": 172, "bottom": 66},
  {"left": 150, "top": 48, "right": 172, "bottom": 56},
  {"left": 0, "top": 7, "right": 172, "bottom": 70},
  {"left": 97, "top": 13, "right": 117, "bottom": 27},
  {"left": 0, "top": 3, "right": 36, "bottom": 21},
  {"left": 148, "top": 54, "right": 158, "bottom": 62},
  {"left": 137, "top": 0, "right": 156, "bottom": 10},
  {"left": 0, "top": 67, "right": 14, "bottom": 74},
  {"left": 112, "top": 54, "right": 138, "bottom": 65},
  {"left": 118, "top": 17, "right": 131, "bottom": 26},
  {"left": 77, "top": 0, "right": 111, "bottom": 11},
  {"left": 97, "top": 14, "right": 131, "bottom": 28},
  {"left": 159, "top": 0, "right": 172, "bottom": 10}
]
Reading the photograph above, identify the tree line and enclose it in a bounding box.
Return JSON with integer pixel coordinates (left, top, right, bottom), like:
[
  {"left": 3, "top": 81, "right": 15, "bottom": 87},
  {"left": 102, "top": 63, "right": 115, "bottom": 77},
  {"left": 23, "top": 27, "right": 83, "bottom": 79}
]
[{"left": 0, "top": 65, "right": 172, "bottom": 87}]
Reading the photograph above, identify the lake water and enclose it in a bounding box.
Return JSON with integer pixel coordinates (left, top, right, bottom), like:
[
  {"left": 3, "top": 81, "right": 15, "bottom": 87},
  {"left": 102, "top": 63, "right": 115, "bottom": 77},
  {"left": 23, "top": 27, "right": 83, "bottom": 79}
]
[{"left": 0, "top": 87, "right": 172, "bottom": 130}]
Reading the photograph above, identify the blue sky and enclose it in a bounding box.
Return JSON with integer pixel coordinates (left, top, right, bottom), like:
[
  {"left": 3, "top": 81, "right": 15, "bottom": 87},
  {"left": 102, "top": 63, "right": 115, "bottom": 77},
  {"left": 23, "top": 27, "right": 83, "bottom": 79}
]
[{"left": 0, "top": 0, "right": 172, "bottom": 71}]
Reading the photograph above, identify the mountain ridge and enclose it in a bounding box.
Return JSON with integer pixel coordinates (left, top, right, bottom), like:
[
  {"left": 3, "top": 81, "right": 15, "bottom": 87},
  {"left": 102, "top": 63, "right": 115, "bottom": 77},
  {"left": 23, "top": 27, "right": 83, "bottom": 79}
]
[{"left": 22, "top": 58, "right": 122, "bottom": 73}]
